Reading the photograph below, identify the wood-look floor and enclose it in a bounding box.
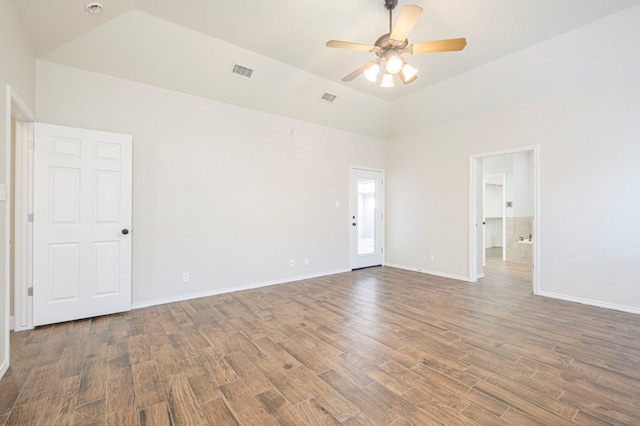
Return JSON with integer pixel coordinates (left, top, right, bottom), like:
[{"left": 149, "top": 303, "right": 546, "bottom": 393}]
[{"left": 2, "top": 255, "right": 640, "bottom": 425}]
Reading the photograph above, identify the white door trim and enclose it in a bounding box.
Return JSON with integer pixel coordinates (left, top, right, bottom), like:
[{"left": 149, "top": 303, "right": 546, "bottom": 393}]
[
  {"left": 469, "top": 145, "right": 540, "bottom": 294},
  {"left": 12, "top": 119, "right": 33, "bottom": 331},
  {"left": 3, "top": 86, "right": 35, "bottom": 379},
  {"left": 10, "top": 89, "right": 35, "bottom": 332}
]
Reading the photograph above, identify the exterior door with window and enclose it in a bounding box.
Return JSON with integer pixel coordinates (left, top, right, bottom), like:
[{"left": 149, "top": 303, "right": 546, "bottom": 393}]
[{"left": 350, "top": 168, "right": 384, "bottom": 269}]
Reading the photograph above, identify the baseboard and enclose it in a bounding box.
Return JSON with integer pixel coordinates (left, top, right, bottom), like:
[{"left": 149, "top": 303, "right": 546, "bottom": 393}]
[
  {"left": 9, "top": 316, "right": 14, "bottom": 331},
  {"left": 537, "top": 291, "right": 640, "bottom": 315},
  {"left": 132, "top": 268, "right": 351, "bottom": 310},
  {"left": 0, "top": 358, "right": 8, "bottom": 379},
  {"left": 477, "top": 273, "right": 485, "bottom": 279},
  {"left": 385, "top": 263, "right": 472, "bottom": 282}
]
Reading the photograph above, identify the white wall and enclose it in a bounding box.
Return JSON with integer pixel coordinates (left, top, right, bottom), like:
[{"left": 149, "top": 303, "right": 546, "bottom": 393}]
[
  {"left": 0, "top": 0, "right": 36, "bottom": 376},
  {"left": 42, "top": 9, "right": 390, "bottom": 139},
  {"left": 386, "top": 6, "right": 640, "bottom": 312},
  {"left": 36, "top": 61, "right": 385, "bottom": 307}
]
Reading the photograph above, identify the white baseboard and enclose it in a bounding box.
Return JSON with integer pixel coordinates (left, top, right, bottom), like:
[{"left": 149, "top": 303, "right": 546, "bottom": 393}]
[
  {"left": 477, "top": 273, "right": 485, "bottom": 279},
  {"left": 9, "top": 316, "right": 14, "bottom": 331},
  {"left": 385, "top": 263, "right": 472, "bottom": 282},
  {"left": 132, "top": 268, "right": 350, "bottom": 310},
  {"left": 0, "top": 358, "right": 8, "bottom": 379},
  {"left": 537, "top": 291, "right": 640, "bottom": 315}
]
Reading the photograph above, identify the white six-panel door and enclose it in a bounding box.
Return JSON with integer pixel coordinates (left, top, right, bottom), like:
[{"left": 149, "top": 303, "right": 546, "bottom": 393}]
[{"left": 33, "top": 124, "right": 132, "bottom": 326}]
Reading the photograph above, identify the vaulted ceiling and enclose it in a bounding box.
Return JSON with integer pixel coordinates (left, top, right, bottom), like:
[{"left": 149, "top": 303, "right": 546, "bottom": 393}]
[{"left": 11, "top": 0, "right": 640, "bottom": 102}]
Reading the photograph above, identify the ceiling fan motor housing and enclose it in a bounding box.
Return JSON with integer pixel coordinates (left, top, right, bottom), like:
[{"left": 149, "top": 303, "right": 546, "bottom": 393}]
[
  {"left": 374, "top": 33, "right": 408, "bottom": 56},
  {"left": 384, "top": 0, "right": 398, "bottom": 11}
]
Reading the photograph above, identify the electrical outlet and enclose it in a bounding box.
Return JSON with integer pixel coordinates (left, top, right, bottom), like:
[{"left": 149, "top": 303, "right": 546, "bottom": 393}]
[
  {"left": 182, "top": 272, "right": 190, "bottom": 283},
  {"left": 429, "top": 254, "right": 435, "bottom": 262},
  {"left": 289, "top": 259, "right": 295, "bottom": 267},
  {"left": 304, "top": 258, "right": 310, "bottom": 266}
]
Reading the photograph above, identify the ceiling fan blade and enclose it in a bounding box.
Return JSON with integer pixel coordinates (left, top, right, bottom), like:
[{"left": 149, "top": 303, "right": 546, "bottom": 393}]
[
  {"left": 408, "top": 37, "right": 467, "bottom": 54},
  {"left": 326, "top": 40, "right": 378, "bottom": 52},
  {"left": 342, "top": 59, "right": 379, "bottom": 82},
  {"left": 389, "top": 5, "right": 423, "bottom": 44}
]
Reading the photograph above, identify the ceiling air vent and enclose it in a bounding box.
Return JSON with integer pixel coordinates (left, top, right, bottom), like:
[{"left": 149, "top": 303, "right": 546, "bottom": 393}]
[
  {"left": 320, "top": 93, "right": 337, "bottom": 103},
  {"left": 230, "top": 64, "right": 254, "bottom": 80}
]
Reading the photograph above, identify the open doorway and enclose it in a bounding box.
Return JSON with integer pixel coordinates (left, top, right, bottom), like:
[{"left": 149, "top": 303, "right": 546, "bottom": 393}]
[
  {"left": 483, "top": 173, "right": 506, "bottom": 267},
  {"left": 470, "top": 146, "right": 539, "bottom": 293}
]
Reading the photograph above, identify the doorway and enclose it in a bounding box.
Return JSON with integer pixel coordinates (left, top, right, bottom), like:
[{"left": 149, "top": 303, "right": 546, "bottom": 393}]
[
  {"left": 350, "top": 167, "right": 384, "bottom": 269},
  {"left": 470, "top": 146, "right": 539, "bottom": 293},
  {"left": 483, "top": 173, "right": 506, "bottom": 267}
]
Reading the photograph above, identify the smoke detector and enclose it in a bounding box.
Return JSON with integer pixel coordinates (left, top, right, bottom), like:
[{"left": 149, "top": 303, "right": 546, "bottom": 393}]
[{"left": 85, "top": 2, "right": 104, "bottom": 14}]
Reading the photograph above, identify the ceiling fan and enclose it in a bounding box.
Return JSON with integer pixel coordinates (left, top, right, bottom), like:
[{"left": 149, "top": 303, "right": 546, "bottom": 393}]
[{"left": 326, "top": 0, "right": 467, "bottom": 87}]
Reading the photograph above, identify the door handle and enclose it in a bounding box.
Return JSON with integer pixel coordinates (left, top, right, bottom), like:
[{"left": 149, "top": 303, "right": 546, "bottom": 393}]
[{"left": 121, "top": 229, "right": 130, "bottom": 235}]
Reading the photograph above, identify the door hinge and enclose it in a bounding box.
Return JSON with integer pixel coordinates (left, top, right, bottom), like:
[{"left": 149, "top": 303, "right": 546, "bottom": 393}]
[
  {"left": 381, "top": 247, "right": 384, "bottom": 253},
  {"left": 28, "top": 287, "right": 33, "bottom": 296},
  {"left": 29, "top": 139, "right": 34, "bottom": 150},
  {"left": 28, "top": 213, "right": 34, "bottom": 223}
]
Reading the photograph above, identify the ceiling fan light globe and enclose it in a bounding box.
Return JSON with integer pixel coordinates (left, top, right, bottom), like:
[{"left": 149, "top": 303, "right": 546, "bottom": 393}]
[
  {"left": 364, "top": 64, "right": 380, "bottom": 82},
  {"left": 380, "top": 73, "right": 395, "bottom": 88},
  {"left": 386, "top": 56, "right": 403, "bottom": 74},
  {"left": 401, "top": 63, "right": 418, "bottom": 81}
]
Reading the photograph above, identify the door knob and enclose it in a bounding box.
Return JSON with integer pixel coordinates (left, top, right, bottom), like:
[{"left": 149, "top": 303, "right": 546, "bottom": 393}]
[{"left": 121, "top": 229, "right": 129, "bottom": 235}]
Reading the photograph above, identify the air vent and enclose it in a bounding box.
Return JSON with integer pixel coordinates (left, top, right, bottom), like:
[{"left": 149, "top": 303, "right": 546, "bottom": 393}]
[
  {"left": 320, "top": 93, "right": 337, "bottom": 103},
  {"left": 230, "top": 64, "right": 254, "bottom": 80}
]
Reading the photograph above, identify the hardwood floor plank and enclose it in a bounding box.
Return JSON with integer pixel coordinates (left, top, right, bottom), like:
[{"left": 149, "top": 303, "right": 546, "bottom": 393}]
[
  {"left": 254, "top": 336, "right": 302, "bottom": 373},
  {"left": 106, "top": 368, "right": 138, "bottom": 425},
  {"left": 164, "top": 373, "right": 207, "bottom": 425},
  {"left": 73, "top": 399, "right": 106, "bottom": 426},
  {"left": 180, "top": 356, "right": 223, "bottom": 404},
  {"left": 132, "top": 361, "right": 166, "bottom": 410},
  {"left": 318, "top": 369, "right": 398, "bottom": 424},
  {"left": 13, "top": 362, "right": 57, "bottom": 407},
  {"left": 4, "top": 400, "right": 46, "bottom": 425},
  {"left": 219, "top": 380, "right": 273, "bottom": 425},
  {"left": 460, "top": 403, "right": 513, "bottom": 425},
  {"left": 224, "top": 352, "right": 273, "bottom": 395},
  {"left": 200, "top": 354, "right": 238, "bottom": 386},
  {"left": 0, "top": 376, "right": 20, "bottom": 413},
  {"left": 200, "top": 397, "right": 240, "bottom": 426},
  {"left": 139, "top": 402, "right": 172, "bottom": 426},
  {"left": 77, "top": 357, "right": 108, "bottom": 406},
  {"left": 293, "top": 398, "right": 342, "bottom": 426},
  {"left": 39, "top": 375, "right": 79, "bottom": 426},
  {"left": 277, "top": 338, "right": 330, "bottom": 374},
  {"left": 256, "top": 388, "right": 308, "bottom": 425},
  {"left": 473, "top": 379, "right": 576, "bottom": 425},
  {"left": 269, "top": 365, "right": 359, "bottom": 421},
  {"left": 4, "top": 261, "right": 640, "bottom": 424}
]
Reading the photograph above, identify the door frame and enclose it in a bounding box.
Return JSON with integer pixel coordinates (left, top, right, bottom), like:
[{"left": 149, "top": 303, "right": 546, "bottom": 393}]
[
  {"left": 469, "top": 145, "right": 540, "bottom": 294},
  {"left": 12, "top": 104, "right": 34, "bottom": 332},
  {"left": 349, "top": 166, "right": 385, "bottom": 270},
  {"left": 3, "top": 86, "right": 35, "bottom": 378}
]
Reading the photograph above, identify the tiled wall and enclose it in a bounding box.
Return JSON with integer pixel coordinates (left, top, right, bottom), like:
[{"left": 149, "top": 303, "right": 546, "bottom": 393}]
[{"left": 506, "top": 217, "right": 533, "bottom": 264}]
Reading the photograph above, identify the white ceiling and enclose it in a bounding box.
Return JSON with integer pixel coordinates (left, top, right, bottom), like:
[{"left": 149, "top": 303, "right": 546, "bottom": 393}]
[{"left": 10, "top": 0, "right": 640, "bottom": 101}]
